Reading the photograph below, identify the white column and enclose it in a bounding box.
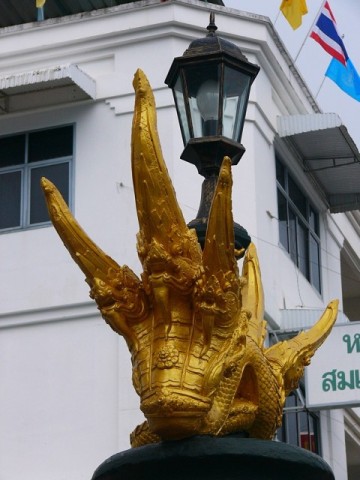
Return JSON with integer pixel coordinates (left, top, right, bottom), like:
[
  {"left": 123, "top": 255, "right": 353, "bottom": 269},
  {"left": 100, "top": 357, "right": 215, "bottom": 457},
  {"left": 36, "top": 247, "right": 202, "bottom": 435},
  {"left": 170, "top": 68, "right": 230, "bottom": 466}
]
[{"left": 320, "top": 409, "right": 348, "bottom": 480}]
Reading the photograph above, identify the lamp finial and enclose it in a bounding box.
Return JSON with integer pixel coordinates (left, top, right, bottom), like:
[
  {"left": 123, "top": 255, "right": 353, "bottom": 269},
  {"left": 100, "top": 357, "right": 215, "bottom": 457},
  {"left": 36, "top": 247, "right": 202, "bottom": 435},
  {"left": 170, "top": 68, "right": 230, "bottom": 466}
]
[{"left": 207, "top": 12, "right": 217, "bottom": 35}]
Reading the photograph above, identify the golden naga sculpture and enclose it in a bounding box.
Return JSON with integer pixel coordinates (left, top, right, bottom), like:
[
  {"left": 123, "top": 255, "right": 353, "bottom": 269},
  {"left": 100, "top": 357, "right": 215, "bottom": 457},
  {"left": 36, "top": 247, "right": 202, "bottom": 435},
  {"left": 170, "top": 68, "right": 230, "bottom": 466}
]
[{"left": 41, "top": 69, "right": 338, "bottom": 447}]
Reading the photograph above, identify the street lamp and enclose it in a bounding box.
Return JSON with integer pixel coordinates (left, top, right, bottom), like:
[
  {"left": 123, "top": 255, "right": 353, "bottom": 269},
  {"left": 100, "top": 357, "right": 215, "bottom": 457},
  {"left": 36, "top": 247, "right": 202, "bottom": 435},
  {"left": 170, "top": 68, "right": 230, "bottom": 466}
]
[{"left": 165, "top": 13, "right": 259, "bottom": 255}]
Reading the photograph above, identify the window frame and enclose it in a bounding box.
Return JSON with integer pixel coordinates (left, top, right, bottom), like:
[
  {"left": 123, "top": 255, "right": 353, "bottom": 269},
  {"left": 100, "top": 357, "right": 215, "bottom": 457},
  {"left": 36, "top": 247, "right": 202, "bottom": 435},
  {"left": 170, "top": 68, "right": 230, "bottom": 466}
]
[
  {"left": 0, "top": 124, "right": 74, "bottom": 233},
  {"left": 276, "top": 155, "right": 322, "bottom": 293},
  {"left": 270, "top": 329, "right": 323, "bottom": 455},
  {"left": 276, "top": 388, "right": 322, "bottom": 456}
]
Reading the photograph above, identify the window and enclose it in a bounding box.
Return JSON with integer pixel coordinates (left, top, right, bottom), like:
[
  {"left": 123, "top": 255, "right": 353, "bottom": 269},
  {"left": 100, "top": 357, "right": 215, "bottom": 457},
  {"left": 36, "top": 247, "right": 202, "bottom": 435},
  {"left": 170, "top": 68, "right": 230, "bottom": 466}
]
[
  {"left": 277, "top": 390, "right": 322, "bottom": 455},
  {"left": 270, "top": 331, "right": 322, "bottom": 454},
  {"left": 0, "top": 125, "right": 73, "bottom": 232},
  {"left": 276, "top": 157, "right": 321, "bottom": 292}
]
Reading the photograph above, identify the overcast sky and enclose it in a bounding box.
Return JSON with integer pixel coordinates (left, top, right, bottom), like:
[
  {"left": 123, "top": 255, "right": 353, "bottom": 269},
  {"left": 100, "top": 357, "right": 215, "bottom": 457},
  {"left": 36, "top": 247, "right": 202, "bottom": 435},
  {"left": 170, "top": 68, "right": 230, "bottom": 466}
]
[{"left": 223, "top": 0, "right": 360, "bottom": 149}]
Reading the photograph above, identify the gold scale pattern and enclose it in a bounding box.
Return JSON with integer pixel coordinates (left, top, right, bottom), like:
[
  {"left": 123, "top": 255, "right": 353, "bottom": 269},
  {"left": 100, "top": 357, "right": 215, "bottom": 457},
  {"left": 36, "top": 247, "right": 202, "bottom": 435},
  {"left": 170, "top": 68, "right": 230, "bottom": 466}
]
[{"left": 41, "top": 69, "right": 338, "bottom": 447}]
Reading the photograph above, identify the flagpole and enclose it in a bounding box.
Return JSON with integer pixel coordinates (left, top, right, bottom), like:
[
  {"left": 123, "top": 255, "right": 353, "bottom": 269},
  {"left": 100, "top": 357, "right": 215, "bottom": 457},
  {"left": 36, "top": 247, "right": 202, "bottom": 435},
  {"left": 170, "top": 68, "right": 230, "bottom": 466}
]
[
  {"left": 293, "top": 0, "right": 326, "bottom": 64},
  {"left": 314, "top": 76, "right": 326, "bottom": 99},
  {"left": 273, "top": 10, "right": 281, "bottom": 27}
]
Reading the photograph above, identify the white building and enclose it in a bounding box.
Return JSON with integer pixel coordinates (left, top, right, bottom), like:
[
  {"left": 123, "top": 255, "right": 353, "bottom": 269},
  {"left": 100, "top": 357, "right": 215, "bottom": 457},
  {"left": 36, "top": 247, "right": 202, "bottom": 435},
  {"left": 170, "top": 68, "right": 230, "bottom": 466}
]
[{"left": 0, "top": 1, "right": 359, "bottom": 479}]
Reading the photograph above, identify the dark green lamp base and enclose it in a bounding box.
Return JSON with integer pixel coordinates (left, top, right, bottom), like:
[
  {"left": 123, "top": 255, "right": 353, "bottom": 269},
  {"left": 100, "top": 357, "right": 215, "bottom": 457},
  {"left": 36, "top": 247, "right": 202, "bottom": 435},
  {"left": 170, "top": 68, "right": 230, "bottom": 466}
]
[
  {"left": 188, "top": 219, "right": 251, "bottom": 258},
  {"left": 91, "top": 435, "right": 334, "bottom": 480}
]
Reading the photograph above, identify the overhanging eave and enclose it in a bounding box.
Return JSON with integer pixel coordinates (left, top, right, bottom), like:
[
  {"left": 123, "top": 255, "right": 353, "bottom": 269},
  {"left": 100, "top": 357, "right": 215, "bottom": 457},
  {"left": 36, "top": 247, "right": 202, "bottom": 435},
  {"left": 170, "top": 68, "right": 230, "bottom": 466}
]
[
  {"left": 277, "top": 114, "right": 360, "bottom": 213},
  {"left": 0, "top": 64, "right": 96, "bottom": 114}
]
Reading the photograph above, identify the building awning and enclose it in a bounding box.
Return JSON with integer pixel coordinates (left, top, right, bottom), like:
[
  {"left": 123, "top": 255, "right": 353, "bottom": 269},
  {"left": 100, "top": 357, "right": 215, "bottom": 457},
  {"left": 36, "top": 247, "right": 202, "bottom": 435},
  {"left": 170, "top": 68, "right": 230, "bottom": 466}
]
[
  {"left": 0, "top": 64, "right": 96, "bottom": 114},
  {"left": 279, "top": 308, "right": 349, "bottom": 331},
  {"left": 277, "top": 113, "right": 360, "bottom": 213}
]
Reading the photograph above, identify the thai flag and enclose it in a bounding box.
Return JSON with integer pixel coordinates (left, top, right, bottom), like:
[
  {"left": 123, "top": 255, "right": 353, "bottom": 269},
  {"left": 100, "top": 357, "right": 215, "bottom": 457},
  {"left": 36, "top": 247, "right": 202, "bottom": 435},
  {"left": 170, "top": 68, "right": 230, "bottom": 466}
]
[{"left": 310, "top": 1, "right": 348, "bottom": 65}]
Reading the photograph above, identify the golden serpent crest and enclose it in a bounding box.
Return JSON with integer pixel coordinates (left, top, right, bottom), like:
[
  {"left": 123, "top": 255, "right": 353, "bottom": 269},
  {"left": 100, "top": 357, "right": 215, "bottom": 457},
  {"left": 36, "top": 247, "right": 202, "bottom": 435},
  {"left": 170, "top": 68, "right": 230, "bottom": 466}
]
[{"left": 41, "top": 69, "right": 338, "bottom": 447}]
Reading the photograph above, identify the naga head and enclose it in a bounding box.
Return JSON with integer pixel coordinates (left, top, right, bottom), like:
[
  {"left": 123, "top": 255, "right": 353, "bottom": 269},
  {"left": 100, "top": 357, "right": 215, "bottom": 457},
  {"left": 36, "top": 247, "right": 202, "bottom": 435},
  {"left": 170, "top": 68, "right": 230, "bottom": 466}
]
[{"left": 41, "top": 69, "right": 338, "bottom": 447}]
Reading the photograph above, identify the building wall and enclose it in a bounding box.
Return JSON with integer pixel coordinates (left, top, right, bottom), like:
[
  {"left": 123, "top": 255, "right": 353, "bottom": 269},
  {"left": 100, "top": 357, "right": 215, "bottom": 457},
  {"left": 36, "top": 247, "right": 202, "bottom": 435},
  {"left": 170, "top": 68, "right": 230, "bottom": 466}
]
[
  {"left": 0, "top": 1, "right": 359, "bottom": 479},
  {"left": 0, "top": 312, "right": 142, "bottom": 478}
]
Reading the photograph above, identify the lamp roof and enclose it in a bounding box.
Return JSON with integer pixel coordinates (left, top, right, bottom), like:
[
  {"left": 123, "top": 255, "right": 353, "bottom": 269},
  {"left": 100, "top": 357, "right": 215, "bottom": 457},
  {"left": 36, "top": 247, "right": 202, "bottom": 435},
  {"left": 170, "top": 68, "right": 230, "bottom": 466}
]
[
  {"left": 184, "top": 13, "right": 249, "bottom": 63},
  {"left": 165, "top": 13, "right": 260, "bottom": 88}
]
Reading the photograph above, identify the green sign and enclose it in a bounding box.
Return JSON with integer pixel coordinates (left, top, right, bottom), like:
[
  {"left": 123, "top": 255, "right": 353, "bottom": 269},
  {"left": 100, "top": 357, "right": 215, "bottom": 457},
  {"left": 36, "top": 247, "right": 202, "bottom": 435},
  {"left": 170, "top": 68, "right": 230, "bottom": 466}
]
[{"left": 306, "top": 322, "right": 360, "bottom": 409}]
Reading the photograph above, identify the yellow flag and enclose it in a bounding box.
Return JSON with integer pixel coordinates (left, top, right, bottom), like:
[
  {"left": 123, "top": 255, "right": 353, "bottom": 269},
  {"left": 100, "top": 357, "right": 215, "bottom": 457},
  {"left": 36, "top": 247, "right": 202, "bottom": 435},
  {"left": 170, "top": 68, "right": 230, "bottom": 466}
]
[
  {"left": 36, "top": 0, "right": 46, "bottom": 7},
  {"left": 280, "top": 0, "right": 308, "bottom": 30}
]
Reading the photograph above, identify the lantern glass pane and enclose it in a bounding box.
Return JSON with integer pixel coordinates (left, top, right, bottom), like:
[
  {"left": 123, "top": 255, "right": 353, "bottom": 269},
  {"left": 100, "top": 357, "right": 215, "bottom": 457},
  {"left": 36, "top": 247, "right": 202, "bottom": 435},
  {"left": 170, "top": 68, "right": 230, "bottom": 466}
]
[
  {"left": 174, "top": 76, "right": 191, "bottom": 144},
  {"left": 183, "top": 64, "right": 221, "bottom": 138},
  {"left": 223, "top": 66, "right": 251, "bottom": 142}
]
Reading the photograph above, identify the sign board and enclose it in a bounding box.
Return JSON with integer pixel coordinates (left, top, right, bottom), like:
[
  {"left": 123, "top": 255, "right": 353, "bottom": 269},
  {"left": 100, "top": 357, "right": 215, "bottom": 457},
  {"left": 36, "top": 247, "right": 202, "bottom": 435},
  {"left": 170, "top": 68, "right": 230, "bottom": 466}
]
[{"left": 305, "top": 321, "right": 360, "bottom": 410}]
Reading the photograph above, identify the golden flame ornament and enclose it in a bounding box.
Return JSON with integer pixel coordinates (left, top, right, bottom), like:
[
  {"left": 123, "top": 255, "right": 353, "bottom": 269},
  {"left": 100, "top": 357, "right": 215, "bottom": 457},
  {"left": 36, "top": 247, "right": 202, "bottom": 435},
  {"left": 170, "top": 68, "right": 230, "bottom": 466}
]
[{"left": 41, "top": 69, "right": 338, "bottom": 447}]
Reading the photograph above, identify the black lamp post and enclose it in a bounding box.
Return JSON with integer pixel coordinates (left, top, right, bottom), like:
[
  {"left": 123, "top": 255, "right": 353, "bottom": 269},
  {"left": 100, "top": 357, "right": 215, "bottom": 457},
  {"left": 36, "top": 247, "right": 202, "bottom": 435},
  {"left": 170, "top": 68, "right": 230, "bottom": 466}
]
[{"left": 165, "top": 13, "right": 260, "bottom": 255}]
